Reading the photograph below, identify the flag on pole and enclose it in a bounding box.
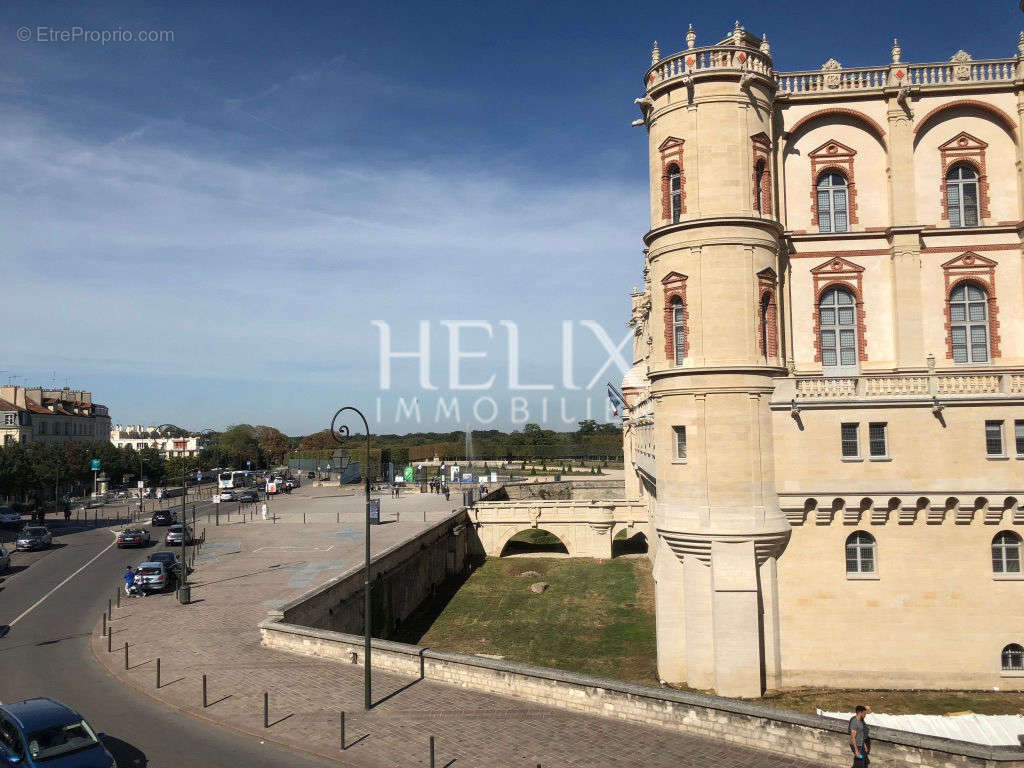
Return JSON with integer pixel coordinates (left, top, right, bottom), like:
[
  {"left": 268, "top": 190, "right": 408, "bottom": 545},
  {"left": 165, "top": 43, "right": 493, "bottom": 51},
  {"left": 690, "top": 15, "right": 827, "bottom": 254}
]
[{"left": 606, "top": 382, "right": 625, "bottom": 417}]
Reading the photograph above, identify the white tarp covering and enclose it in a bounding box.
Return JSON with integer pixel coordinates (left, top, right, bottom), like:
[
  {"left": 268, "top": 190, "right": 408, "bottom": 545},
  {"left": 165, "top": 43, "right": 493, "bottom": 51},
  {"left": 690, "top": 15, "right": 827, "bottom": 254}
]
[{"left": 818, "top": 710, "right": 1024, "bottom": 747}]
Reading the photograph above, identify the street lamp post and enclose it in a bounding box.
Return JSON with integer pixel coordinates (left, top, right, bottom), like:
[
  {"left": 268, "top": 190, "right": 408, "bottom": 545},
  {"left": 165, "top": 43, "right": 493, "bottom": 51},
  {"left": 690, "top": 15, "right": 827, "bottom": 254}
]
[
  {"left": 330, "top": 406, "right": 372, "bottom": 710},
  {"left": 179, "top": 463, "right": 189, "bottom": 604}
]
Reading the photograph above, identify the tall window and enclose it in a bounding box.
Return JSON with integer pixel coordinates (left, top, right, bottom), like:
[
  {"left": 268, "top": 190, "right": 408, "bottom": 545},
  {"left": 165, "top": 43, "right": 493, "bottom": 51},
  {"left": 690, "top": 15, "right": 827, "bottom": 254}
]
[
  {"left": 668, "top": 165, "right": 682, "bottom": 223},
  {"left": 819, "top": 287, "right": 858, "bottom": 372},
  {"left": 992, "top": 531, "right": 1022, "bottom": 574},
  {"left": 671, "top": 297, "right": 685, "bottom": 365},
  {"left": 868, "top": 423, "right": 888, "bottom": 458},
  {"left": 754, "top": 160, "right": 766, "bottom": 215},
  {"left": 759, "top": 292, "right": 771, "bottom": 359},
  {"left": 1002, "top": 644, "right": 1024, "bottom": 672},
  {"left": 946, "top": 163, "right": 979, "bottom": 228},
  {"left": 949, "top": 282, "right": 989, "bottom": 364},
  {"left": 1015, "top": 420, "right": 1024, "bottom": 457},
  {"left": 817, "top": 171, "right": 848, "bottom": 233},
  {"left": 986, "top": 420, "right": 1004, "bottom": 457},
  {"left": 841, "top": 423, "right": 859, "bottom": 458},
  {"left": 673, "top": 426, "right": 686, "bottom": 461},
  {"left": 845, "top": 531, "right": 876, "bottom": 575}
]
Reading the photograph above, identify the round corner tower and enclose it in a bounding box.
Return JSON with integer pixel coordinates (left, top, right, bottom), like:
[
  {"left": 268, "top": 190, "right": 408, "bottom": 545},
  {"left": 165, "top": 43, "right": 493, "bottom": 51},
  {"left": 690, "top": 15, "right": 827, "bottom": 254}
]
[{"left": 637, "top": 22, "right": 791, "bottom": 698}]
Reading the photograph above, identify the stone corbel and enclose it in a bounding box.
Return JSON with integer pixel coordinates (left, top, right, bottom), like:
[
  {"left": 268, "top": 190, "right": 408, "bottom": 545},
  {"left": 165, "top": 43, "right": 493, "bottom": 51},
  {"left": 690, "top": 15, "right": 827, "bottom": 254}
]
[
  {"left": 842, "top": 506, "right": 862, "bottom": 526},
  {"left": 897, "top": 506, "right": 918, "bottom": 525},
  {"left": 815, "top": 506, "right": 836, "bottom": 526},
  {"left": 926, "top": 506, "right": 946, "bottom": 525},
  {"left": 954, "top": 506, "right": 975, "bottom": 525},
  {"left": 984, "top": 507, "right": 1004, "bottom": 525},
  {"left": 870, "top": 505, "right": 890, "bottom": 525}
]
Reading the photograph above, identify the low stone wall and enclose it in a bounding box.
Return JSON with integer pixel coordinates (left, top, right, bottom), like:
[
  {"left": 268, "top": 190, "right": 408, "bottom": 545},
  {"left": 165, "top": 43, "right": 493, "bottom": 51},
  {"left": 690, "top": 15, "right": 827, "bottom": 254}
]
[
  {"left": 489, "top": 478, "right": 625, "bottom": 501},
  {"left": 259, "top": 620, "right": 1024, "bottom": 768},
  {"left": 269, "top": 510, "right": 474, "bottom": 637}
]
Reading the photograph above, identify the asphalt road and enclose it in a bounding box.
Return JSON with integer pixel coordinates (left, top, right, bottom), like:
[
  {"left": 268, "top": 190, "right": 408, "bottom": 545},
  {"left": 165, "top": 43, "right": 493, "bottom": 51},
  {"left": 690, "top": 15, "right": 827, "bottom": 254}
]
[{"left": 0, "top": 509, "right": 336, "bottom": 768}]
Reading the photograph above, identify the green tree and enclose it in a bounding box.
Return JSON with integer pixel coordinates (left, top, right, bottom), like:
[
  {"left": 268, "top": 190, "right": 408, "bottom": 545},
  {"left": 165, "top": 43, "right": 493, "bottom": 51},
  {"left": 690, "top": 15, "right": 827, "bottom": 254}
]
[
  {"left": 219, "top": 425, "right": 260, "bottom": 468},
  {"left": 257, "top": 426, "right": 290, "bottom": 465}
]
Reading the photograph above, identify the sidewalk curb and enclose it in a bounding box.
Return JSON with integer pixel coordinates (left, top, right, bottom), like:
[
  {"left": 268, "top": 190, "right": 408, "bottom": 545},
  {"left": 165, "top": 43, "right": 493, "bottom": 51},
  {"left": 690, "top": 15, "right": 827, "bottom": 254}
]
[{"left": 88, "top": 620, "right": 374, "bottom": 768}]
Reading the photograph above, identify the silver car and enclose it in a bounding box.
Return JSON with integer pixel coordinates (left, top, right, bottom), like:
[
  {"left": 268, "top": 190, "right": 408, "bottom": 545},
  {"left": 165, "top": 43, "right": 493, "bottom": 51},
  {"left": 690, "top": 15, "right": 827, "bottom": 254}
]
[
  {"left": 16, "top": 526, "right": 52, "bottom": 551},
  {"left": 164, "top": 524, "right": 193, "bottom": 546},
  {"left": 135, "top": 561, "right": 171, "bottom": 593}
]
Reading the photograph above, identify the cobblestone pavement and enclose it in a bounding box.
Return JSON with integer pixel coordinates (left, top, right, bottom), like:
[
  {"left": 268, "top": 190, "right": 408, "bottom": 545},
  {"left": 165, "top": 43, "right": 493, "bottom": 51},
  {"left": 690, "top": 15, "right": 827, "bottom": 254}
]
[{"left": 93, "top": 487, "right": 815, "bottom": 767}]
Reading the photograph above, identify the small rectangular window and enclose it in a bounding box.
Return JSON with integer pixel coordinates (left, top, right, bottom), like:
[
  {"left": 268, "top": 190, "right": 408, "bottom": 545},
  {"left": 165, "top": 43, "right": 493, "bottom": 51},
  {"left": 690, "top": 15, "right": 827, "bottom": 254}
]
[
  {"left": 986, "top": 420, "right": 1004, "bottom": 456},
  {"left": 673, "top": 426, "right": 686, "bottom": 461},
  {"left": 841, "top": 423, "right": 859, "bottom": 458},
  {"left": 1015, "top": 420, "right": 1024, "bottom": 457},
  {"left": 868, "top": 423, "right": 888, "bottom": 458}
]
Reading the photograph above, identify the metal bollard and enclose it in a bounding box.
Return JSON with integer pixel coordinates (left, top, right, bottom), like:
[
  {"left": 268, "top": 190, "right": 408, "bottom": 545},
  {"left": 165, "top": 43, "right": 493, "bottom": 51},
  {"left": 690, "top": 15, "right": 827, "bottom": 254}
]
[
  {"left": 108, "top": 598, "right": 112, "bottom": 618},
  {"left": 429, "top": 736, "right": 435, "bottom": 768},
  {"left": 102, "top": 612, "right": 107, "bottom": 637},
  {"left": 336, "top": 511, "right": 339, "bottom": 524},
  {"left": 116, "top": 588, "right": 120, "bottom": 608},
  {"left": 156, "top": 658, "right": 161, "bottom": 688},
  {"left": 123, "top": 642, "right": 128, "bottom": 670},
  {"left": 263, "top": 692, "right": 269, "bottom": 728},
  {"left": 303, "top": 512, "right": 306, "bottom": 524},
  {"left": 340, "top": 711, "right": 345, "bottom": 750},
  {"left": 202, "top": 674, "right": 208, "bottom": 707}
]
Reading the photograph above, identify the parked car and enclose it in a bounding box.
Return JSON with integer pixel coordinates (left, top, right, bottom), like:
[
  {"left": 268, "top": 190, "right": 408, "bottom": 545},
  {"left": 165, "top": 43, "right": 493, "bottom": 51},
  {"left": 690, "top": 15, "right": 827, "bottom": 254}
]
[
  {"left": 164, "top": 524, "right": 193, "bottom": 546},
  {"left": 134, "top": 561, "right": 173, "bottom": 593},
  {"left": 306, "top": 471, "right": 315, "bottom": 480},
  {"left": 237, "top": 490, "right": 258, "bottom": 503},
  {"left": 15, "top": 526, "right": 52, "bottom": 552},
  {"left": 0, "top": 697, "right": 116, "bottom": 767},
  {"left": 0, "top": 546, "right": 10, "bottom": 573},
  {"left": 0, "top": 506, "right": 21, "bottom": 528},
  {"left": 85, "top": 497, "right": 105, "bottom": 509},
  {"left": 151, "top": 510, "right": 176, "bottom": 526},
  {"left": 145, "top": 551, "right": 182, "bottom": 583},
  {"left": 116, "top": 528, "right": 150, "bottom": 548},
  {"left": 218, "top": 490, "right": 234, "bottom": 502}
]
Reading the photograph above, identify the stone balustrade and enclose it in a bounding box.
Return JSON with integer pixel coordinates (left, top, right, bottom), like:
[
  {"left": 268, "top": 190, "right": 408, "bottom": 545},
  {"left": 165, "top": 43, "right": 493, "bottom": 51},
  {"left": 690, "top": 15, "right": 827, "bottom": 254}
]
[
  {"left": 776, "top": 57, "right": 1018, "bottom": 94},
  {"left": 647, "top": 44, "right": 773, "bottom": 89},
  {"left": 791, "top": 371, "right": 1023, "bottom": 401}
]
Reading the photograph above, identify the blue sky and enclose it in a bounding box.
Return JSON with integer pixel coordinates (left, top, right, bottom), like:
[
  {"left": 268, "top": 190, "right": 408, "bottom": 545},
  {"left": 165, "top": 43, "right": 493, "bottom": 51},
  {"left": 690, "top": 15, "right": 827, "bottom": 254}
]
[{"left": 2, "top": 0, "right": 1019, "bottom": 434}]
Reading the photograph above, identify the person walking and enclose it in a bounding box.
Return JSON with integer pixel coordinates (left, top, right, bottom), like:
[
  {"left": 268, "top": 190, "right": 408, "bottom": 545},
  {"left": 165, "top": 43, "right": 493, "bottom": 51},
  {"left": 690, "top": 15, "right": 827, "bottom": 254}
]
[
  {"left": 849, "top": 705, "right": 871, "bottom": 767},
  {"left": 443, "top": 484, "right": 450, "bottom": 502}
]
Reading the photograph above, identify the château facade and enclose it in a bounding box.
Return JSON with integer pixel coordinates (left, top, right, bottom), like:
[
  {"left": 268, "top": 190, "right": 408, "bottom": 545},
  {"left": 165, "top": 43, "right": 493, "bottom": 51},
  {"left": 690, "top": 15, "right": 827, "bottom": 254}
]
[{"left": 623, "top": 24, "right": 1024, "bottom": 697}]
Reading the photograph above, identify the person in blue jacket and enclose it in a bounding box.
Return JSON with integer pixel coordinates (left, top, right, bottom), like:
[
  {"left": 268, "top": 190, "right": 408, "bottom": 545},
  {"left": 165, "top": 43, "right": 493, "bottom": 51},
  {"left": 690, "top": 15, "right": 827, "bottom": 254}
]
[{"left": 124, "top": 566, "right": 137, "bottom": 597}]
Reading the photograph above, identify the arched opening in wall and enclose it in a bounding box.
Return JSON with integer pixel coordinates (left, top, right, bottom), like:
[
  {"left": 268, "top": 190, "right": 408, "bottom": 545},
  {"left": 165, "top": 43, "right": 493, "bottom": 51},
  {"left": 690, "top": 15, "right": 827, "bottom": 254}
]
[
  {"left": 500, "top": 529, "right": 569, "bottom": 557},
  {"left": 612, "top": 529, "right": 649, "bottom": 557}
]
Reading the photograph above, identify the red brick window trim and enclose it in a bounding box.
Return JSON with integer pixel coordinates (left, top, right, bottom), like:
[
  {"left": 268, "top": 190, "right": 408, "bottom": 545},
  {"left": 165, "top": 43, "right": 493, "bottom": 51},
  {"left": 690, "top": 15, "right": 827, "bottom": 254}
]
[
  {"left": 751, "top": 133, "right": 772, "bottom": 216},
  {"left": 661, "top": 271, "right": 688, "bottom": 365},
  {"left": 659, "top": 137, "right": 685, "bottom": 223},
  {"left": 938, "top": 133, "right": 990, "bottom": 225},
  {"left": 809, "top": 140, "right": 858, "bottom": 230},
  {"left": 756, "top": 268, "right": 779, "bottom": 360},
  {"left": 810, "top": 257, "right": 868, "bottom": 364},
  {"left": 941, "top": 252, "right": 1000, "bottom": 361}
]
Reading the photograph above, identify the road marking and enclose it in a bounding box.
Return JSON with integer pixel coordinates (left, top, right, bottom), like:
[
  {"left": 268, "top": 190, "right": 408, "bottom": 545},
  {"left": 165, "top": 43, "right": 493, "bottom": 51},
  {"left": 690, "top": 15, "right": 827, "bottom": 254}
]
[
  {"left": 252, "top": 545, "right": 335, "bottom": 553},
  {"left": 4, "top": 534, "right": 118, "bottom": 630}
]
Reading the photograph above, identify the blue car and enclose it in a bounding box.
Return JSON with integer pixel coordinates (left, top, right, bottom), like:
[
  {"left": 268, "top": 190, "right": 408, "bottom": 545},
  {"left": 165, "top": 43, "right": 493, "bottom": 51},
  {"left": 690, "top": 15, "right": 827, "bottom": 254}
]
[{"left": 0, "top": 698, "right": 115, "bottom": 767}]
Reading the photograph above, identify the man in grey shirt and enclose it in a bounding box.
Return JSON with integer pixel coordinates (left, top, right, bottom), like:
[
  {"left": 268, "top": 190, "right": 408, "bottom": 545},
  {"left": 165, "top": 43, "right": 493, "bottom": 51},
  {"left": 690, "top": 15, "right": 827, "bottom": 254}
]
[{"left": 849, "top": 705, "right": 871, "bottom": 766}]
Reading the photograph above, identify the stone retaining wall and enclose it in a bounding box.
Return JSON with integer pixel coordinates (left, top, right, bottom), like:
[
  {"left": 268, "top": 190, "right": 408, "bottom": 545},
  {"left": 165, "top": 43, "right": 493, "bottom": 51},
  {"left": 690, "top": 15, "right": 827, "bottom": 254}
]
[
  {"left": 259, "top": 620, "right": 1024, "bottom": 768},
  {"left": 269, "top": 510, "right": 473, "bottom": 637},
  {"left": 489, "top": 478, "right": 625, "bottom": 501}
]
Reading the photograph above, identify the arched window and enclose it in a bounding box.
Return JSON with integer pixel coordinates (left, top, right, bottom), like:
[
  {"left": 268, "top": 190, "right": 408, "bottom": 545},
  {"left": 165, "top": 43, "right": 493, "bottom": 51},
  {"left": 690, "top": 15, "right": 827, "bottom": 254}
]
[
  {"left": 754, "top": 160, "right": 766, "bottom": 215},
  {"left": 819, "top": 287, "right": 858, "bottom": 373},
  {"left": 946, "top": 163, "right": 979, "bottom": 228},
  {"left": 670, "top": 297, "right": 685, "bottom": 365},
  {"left": 668, "top": 165, "right": 682, "bottom": 223},
  {"left": 846, "top": 531, "right": 876, "bottom": 575},
  {"left": 992, "top": 531, "right": 1021, "bottom": 574},
  {"left": 759, "top": 292, "right": 772, "bottom": 359},
  {"left": 949, "top": 282, "right": 989, "bottom": 364},
  {"left": 817, "top": 171, "right": 848, "bottom": 233},
  {"left": 1002, "top": 644, "right": 1024, "bottom": 672}
]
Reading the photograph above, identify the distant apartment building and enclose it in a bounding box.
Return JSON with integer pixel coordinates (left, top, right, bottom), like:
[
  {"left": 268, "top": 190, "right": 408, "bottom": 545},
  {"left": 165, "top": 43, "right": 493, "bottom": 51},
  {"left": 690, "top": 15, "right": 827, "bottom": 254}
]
[
  {"left": 110, "top": 425, "right": 199, "bottom": 458},
  {"left": 0, "top": 386, "right": 112, "bottom": 446}
]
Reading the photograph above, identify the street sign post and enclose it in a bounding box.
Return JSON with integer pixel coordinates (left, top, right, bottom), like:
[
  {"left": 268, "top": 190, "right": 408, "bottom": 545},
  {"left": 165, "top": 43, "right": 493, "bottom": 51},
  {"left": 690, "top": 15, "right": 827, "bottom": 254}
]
[{"left": 368, "top": 499, "right": 380, "bottom": 525}]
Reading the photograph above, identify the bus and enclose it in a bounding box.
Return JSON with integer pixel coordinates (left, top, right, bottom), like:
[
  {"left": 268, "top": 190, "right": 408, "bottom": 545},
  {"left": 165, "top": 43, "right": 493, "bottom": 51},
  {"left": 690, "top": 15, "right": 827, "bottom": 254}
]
[{"left": 218, "top": 470, "right": 252, "bottom": 489}]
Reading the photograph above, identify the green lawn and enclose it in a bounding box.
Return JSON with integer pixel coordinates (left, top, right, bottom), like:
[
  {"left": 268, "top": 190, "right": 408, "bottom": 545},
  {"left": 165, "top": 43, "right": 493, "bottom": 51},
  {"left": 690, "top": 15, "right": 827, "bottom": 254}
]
[
  {"left": 411, "top": 556, "right": 659, "bottom": 685},
  {"left": 403, "top": 555, "right": 1024, "bottom": 716}
]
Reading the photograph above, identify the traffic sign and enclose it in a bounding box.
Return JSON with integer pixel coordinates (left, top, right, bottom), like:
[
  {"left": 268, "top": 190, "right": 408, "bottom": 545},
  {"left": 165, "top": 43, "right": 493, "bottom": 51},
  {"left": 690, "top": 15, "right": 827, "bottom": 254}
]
[{"left": 91, "top": 459, "right": 101, "bottom": 471}]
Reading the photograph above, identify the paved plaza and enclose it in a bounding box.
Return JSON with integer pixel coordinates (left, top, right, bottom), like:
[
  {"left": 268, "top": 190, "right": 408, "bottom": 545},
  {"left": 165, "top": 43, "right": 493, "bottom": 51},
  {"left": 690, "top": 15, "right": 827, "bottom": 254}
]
[{"left": 92, "top": 486, "right": 814, "bottom": 767}]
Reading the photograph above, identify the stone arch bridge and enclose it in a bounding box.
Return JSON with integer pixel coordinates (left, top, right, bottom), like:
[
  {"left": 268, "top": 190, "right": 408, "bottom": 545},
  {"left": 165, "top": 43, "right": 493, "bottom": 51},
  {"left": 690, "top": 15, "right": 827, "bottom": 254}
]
[{"left": 471, "top": 499, "right": 651, "bottom": 558}]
